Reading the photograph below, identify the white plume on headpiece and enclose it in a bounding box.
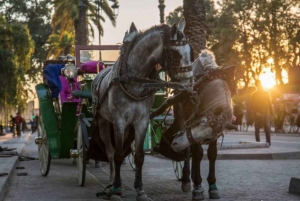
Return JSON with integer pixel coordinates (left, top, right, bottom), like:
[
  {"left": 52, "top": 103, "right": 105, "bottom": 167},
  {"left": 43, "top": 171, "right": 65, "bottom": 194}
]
[{"left": 198, "top": 49, "right": 219, "bottom": 70}]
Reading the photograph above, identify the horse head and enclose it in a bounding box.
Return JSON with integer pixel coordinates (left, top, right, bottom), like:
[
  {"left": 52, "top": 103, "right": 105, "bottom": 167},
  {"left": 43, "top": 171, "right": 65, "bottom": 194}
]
[
  {"left": 166, "top": 18, "right": 194, "bottom": 82},
  {"left": 171, "top": 50, "right": 237, "bottom": 152},
  {"left": 125, "top": 18, "right": 193, "bottom": 82}
]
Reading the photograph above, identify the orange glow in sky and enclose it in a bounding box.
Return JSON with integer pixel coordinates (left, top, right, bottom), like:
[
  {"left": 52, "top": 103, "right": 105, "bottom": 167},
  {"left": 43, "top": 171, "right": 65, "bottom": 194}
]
[{"left": 259, "top": 68, "right": 288, "bottom": 89}]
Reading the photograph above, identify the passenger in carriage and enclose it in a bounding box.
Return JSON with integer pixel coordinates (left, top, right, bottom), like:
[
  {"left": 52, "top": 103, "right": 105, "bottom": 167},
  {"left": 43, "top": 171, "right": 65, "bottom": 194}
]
[{"left": 43, "top": 55, "right": 81, "bottom": 104}]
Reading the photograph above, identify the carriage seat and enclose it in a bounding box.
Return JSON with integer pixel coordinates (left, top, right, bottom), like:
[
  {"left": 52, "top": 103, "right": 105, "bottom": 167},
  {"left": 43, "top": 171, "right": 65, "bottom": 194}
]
[{"left": 78, "top": 61, "right": 104, "bottom": 74}]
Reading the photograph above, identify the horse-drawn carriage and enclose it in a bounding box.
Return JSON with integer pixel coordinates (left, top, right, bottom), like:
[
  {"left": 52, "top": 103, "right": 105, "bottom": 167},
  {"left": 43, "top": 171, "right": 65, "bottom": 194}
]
[
  {"left": 35, "top": 18, "right": 237, "bottom": 201},
  {"left": 35, "top": 44, "right": 121, "bottom": 186}
]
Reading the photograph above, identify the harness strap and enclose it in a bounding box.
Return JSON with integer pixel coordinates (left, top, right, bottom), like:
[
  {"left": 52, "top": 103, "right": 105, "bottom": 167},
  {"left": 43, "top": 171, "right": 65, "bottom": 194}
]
[{"left": 186, "top": 128, "right": 197, "bottom": 144}]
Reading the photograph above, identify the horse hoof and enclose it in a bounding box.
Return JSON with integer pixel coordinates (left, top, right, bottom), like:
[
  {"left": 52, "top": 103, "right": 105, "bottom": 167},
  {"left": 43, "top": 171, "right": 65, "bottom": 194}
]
[
  {"left": 181, "top": 182, "right": 191, "bottom": 192},
  {"left": 136, "top": 194, "right": 152, "bottom": 201},
  {"left": 192, "top": 187, "right": 204, "bottom": 200},
  {"left": 209, "top": 189, "right": 220, "bottom": 199},
  {"left": 110, "top": 195, "right": 123, "bottom": 201}
]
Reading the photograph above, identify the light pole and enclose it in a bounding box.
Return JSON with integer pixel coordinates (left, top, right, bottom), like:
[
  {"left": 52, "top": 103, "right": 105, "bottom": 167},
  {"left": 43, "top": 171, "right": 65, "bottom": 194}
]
[{"left": 158, "top": 0, "right": 165, "bottom": 24}]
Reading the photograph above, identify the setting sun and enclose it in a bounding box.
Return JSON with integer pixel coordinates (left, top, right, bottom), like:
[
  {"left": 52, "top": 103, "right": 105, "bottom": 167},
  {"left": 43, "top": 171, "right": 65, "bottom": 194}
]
[
  {"left": 259, "top": 69, "right": 276, "bottom": 89},
  {"left": 259, "top": 68, "right": 289, "bottom": 89}
]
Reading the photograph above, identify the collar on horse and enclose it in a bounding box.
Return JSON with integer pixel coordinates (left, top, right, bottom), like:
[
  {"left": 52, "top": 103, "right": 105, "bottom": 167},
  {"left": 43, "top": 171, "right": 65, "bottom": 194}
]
[{"left": 193, "top": 66, "right": 237, "bottom": 95}]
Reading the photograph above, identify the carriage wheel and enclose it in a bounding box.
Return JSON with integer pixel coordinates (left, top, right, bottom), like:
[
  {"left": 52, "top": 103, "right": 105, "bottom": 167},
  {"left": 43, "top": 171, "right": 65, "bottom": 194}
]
[
  {"left": 128, "top": 141, "right": 136, "bottom": 171},
  {"left": 241, "top": 114, "right": 248, "bottom": 132},
  {"left": 282, "top": 115, "right": 292, "bottom": 134},
  {"left": 291, "top": 124, "right": 299, "bottom": 133},
  {"left": 77, "top": 121, "right": 86, "bottom": 187},
  {"left": 290, "top": 116, "right": 299, "bottom": 133},
  {"left": 38, "top": 113, "right": 51, "bottom": 176},
  {"left": 172, "top": 161, "right": 183, "bottom": 181}
]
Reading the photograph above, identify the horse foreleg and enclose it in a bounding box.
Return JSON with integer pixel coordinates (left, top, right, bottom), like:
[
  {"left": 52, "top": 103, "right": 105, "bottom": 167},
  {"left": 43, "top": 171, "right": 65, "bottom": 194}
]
[
  {"left": 207, "top": 140, "right": 220, "bottom": 199},
  {"left": 191, "top": 144, "right": 204, "bottom": 200},
  {"left": 181, "top": 147, "right": 191, "bottom": 192},
  {"left": 110, "top": 122, "right": 127, "bottom": 198},
  {"left": 133, "top": 121, "right": 152, "bottom": 201}
]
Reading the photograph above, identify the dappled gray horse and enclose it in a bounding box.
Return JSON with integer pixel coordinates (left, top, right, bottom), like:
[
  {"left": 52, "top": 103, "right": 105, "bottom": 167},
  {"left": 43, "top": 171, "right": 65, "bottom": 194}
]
[
  {"left": 92, "top": 18, "right": 193, "bottom": 201},
  {"left": 157, "top": 50, "right": 235, "bottom": 200}
]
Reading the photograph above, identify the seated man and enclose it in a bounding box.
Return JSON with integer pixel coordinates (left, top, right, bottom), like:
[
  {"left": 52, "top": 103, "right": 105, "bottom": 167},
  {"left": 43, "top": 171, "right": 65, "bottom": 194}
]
[{"left": 43, "top": 58, "right": 81, "bottom": 115}]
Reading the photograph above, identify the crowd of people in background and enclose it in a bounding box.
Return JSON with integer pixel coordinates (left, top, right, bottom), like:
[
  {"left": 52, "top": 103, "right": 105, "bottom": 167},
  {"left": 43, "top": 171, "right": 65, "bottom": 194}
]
[{"left": 9, "top": 113, "right": 38, "bottom": 137}]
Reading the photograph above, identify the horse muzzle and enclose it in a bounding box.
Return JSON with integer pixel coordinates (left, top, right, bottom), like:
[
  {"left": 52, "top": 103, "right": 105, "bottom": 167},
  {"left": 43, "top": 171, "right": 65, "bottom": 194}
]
[{"left": 171, "top": 125, "right": 214, "bottom": 152}]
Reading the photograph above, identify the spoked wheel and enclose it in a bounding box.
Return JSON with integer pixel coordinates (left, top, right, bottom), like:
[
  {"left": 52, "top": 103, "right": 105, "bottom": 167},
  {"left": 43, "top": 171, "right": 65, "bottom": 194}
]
[
  {"left": 128, "top": 141, "right": 136, "bottom": 171},
  {"left": 77, "top": 121, "right": 86, "bottom": 187},
  {"left": 172, "top": 161, "right": 184, "bottom": 181},
  {"left": 291, "top": 117, "right": 299, "bottom": 133},
  {"left": 241, "top": 114, "right": 248, "bottom": 132},
  {"left": 282, "top": 115, "right": 292, "bottom": 134},
  {"left": 37, "top": 113, "right": 51, "bottom": 176},
  {"left": 291, "top": 124, "right": 299, "bottom": 133}
]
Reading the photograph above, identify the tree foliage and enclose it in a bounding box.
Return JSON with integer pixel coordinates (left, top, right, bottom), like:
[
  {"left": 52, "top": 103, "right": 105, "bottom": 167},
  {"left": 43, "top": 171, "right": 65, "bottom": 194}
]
[
  {"left": 48, "top": 0, "right": 117, "bottom": 58},
  {"left": 0, "top": 15, "right": 34, "bottom": 112},
  {"left": 167, "top": 0, "right": 300, "bottom": 88}
]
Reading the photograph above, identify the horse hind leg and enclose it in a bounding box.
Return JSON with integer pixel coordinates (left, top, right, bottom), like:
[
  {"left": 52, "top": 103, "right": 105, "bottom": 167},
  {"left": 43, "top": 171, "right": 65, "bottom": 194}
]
[
  {"left": 207, "top": 140, "right": 220, "bottom": 199},
  {"left": 181, "top": 147, "right": 191, "bottom": 192},
  {"left": 97, "top": 118, "right": 116, "bottom": 199},
  {"left": 191, "top": 144, "right": 204, "bottom": 200}
]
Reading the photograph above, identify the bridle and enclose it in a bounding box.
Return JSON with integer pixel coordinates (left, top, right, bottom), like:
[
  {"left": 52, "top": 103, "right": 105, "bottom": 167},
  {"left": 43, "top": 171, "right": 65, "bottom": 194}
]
[
  {"left": 116, "top": 27, "right": 194, "bottom": 101},
  {"left": 177, "top": 66, "right": 236, "bottom": 145},
  {"left": 161, "top": 39, "right": 193, "bottom": 76}
]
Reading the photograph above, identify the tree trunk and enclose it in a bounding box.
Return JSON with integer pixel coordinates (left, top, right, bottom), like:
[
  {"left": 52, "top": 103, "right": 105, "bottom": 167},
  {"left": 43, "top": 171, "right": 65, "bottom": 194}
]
[
  {"left": 75, "top": 0, "right": 87, "bottom": 45},
  {"left": 183, "top": 0, "right": 206, "bottom": 58}
]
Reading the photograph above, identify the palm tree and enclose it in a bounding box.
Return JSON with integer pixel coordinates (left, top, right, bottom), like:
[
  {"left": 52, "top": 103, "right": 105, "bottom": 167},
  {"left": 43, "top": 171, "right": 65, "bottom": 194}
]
[
  {"left": 49, "top": 0, "right": 116, "bottom": 54},
  {"left": 183, "top": 0, "right": 206, "bottom": 58},
  {"left": 47, "top": 31, "right": 75, "bottom": 59}
]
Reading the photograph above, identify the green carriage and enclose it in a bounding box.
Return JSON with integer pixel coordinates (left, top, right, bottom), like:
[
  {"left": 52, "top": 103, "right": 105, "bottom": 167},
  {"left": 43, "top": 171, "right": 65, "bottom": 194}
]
[{"left": 35, "top": 45, "right": 120, "bottom": 186}]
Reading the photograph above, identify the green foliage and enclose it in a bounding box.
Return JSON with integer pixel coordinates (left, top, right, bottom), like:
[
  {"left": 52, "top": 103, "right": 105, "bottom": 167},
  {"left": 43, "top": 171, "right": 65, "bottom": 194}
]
[
  {"left": 0, "top": 15, "right": 34, "bottom": 112},
  {"left": 48, "top": 0, "right": 117, "bottom": 58},
  {"left": 166, "top": 6, "right": 183, "bottom": 26},
  {"left": 168, "top": 0, "right": 300, "bottom": 89}
]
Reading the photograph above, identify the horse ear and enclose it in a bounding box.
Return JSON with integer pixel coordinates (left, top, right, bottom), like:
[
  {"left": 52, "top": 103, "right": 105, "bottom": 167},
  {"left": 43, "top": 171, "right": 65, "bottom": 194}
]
[
  {"left": 129, "top": 22, "right": 138, "bottom": 33},
  {"left": 171, "top": 23, "right": 177, "bottom": 39},
  {"left": 177, "top": 18, "right": 186, "bottom": 32},
  {"left": 123, "top": 23, "right": 138, "bottom": 43}
]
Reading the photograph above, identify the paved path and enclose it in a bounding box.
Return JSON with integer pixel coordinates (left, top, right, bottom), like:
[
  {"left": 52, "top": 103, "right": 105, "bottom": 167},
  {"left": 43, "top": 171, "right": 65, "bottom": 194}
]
[{"left": 0, "top": 130, "right": 300, "bottom": 201}]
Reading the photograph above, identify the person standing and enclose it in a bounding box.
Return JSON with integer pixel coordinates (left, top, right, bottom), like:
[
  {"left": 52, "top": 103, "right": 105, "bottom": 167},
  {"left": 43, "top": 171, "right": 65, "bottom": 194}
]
[
  {"left": 250, "top": 80, "right": 273, "bottom": 146},
  {"left": 9, "top": 115, "right": 15, "bottom": 136},
  {"left": 14, "top": 113, "right": 23, "bottom": 138}
]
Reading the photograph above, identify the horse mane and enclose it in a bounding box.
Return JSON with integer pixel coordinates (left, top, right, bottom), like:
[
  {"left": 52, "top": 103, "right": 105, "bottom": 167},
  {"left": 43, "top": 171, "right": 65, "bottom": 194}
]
[
  {"left": 135, "top": 24, "right": 171, "bottom": 45},
  {"left": 194, "top": 49, "right": 232, "bottom": 119},
  {"left": 193, "top": 49, "right": 219, "bottom": 77}
]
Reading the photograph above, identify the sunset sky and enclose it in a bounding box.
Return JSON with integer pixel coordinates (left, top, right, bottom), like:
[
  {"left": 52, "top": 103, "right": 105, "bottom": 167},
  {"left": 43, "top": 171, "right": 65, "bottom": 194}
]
[{"left": 92, "top": 0, "right": 183, "bottom": 45}]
